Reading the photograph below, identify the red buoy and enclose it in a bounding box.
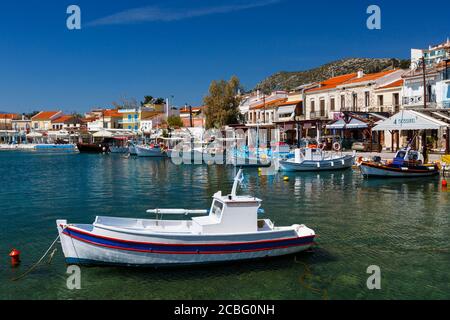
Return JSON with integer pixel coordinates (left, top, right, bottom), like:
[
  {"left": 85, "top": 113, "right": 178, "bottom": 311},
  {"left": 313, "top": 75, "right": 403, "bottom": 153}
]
[
  {"left": 9, "top": 248, "right": 21, "bottom": 267},
  {"left": 443, "top": 179, "right": 448, "bottom": 188}
]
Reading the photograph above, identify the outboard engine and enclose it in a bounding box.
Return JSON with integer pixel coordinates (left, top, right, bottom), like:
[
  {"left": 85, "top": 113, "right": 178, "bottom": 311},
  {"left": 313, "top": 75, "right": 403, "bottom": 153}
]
[{"left": 372, "top": 156, "right": 382, "bottom": 163}]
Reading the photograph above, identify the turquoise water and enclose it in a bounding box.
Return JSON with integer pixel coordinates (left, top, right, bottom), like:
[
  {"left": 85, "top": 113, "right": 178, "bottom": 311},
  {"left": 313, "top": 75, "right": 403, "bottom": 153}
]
[{"left": 0, "top": 151, "right": 449, "bottom": 300}]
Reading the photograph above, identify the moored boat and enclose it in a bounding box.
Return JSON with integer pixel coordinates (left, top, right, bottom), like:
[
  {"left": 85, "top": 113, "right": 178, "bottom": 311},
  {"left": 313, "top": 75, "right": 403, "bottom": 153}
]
[
  {"left": 359, "top": 147, "right": 440, "bottom": 178},
  {"left": 279, "top": 147, "right": 354, "bottom": 172},
  {"left": 76, "top": 142, "right": 109, "bottom": 153},
  {"left": 135, "top": 144, "right": 166, "bottom": 157},
  {"left": 56, "top": 170, "right": 316, "bottom": 267}
]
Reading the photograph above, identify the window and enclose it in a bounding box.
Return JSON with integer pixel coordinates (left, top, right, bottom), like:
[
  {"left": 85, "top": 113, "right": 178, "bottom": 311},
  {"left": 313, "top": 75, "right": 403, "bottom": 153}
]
[
  {"left": 211, "top": 200, "right": 224, "bottom": 219},
  {"left": 352, "top": 93, "right": 358, "bottom": 111},
  {"left": 310, "top": 100, "right": 315, "bottom": 112},
  {"left": 128, "top": 114, "right": 132, "bottom": 121},
  {"left": 330, "top": 98, "right": 335, "bottom": 111},
  {"left": 377, "top": 95, "right": 384, "bottom": 106},
  {"left": 365, "top": 92, "right": 370, "bottom": 108},
  {"left": 320, "top": 100, "right": 325, "bottom": 117},
  {"left": 341, "top": 95, "right": 345, "bottom": 109}
]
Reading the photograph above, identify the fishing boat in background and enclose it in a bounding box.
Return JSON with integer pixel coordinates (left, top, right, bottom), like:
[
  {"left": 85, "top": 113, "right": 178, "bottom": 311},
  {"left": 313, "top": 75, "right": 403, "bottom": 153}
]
[
  {"left": 279, "top": 147, "right": 355, "bottom": 172},
  {"left": 109, "top": 137, "right": 129, "bottom": 154},
  {"left": 34, "top": 144, "right": 77, "bottom": 152},
  {"left": 56, "top": 170, "right": 316, "bottom": 267},
  {"left": 76, "top": 142, "right": 109, "bottom": 153},
  {"left": 359, "top": 147, "right": 440, "bottom": 178},
  {"left": 135, "top": 144, "right": 166, "bottom": 157}
]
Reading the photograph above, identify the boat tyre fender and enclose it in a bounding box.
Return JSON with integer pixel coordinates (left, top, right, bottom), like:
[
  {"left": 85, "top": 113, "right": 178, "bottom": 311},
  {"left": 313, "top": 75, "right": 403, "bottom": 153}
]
[{"left": 333, "top": 142, "right": 341, "bottom": 151}]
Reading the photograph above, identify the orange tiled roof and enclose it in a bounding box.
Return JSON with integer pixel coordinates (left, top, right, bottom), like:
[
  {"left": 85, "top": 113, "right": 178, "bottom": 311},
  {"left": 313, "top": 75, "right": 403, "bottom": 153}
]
[
  {"left": 342, "top": 69, "right": 397, "bottom": 85},
  {"left": 102, "top": 109, "right": 122, "bottom": 117},
  {"left": 305, "top": 73, "right": 358, "bottom": 93},
  {"left": 32, "top": 111, "right": 60, "bottom": 121},
  {"left": 0, "top": 113, "right": 19, "bottom": 120},
  {"left": 180, "top": 106, "right": 205, "bottom": 113},
  {"left": 251, "top": 98, "right": 288, "bottom": 110},
  {"left": 379, "top": 79, "right": 404, "bottom": 90},
  {"left": 51, "top": 115, "right": 73, "bottom": 123},
  {"left": 278, "top": 100, "right": 301, "bottom": 107}
]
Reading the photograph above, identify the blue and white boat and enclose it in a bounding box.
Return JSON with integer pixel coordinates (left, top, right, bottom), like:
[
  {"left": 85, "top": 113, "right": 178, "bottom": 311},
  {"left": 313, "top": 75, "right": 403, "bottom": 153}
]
[
  {"left": 135, "top": 144, "right": 166, "bottom": 157},
  {"left": 279, "top": 147, "right": 355, "bottom": 172},
  {"left": 56, "top": 170, "right": 315, "bottom": 267},
  {"left": 34, "top": 144, "right": 77, "bottom": 152}
]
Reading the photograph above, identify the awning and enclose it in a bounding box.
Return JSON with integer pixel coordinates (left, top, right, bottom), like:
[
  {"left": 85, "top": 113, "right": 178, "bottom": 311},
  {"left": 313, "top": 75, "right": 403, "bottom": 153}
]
[
  {"left": 92, "top": 130, "right": 113, "bottom": 138},
  {"left": 26, "top": 131, "right": 43, "bottom": 138},
  {"left": 277, "top": 105, "right": 296, "bottom": 114},
  {"left": 326, "top": 118, "right": 368, "bottom": 130},
  {"left": 372, "top": 110, "right": 448, "bottom": 131}
]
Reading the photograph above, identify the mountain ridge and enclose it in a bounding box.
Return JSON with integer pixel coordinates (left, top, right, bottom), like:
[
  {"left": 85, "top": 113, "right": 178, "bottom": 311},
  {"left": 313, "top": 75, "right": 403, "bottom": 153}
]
[{"left": 253, "top": 58, "right": 410, "bottom": 93}]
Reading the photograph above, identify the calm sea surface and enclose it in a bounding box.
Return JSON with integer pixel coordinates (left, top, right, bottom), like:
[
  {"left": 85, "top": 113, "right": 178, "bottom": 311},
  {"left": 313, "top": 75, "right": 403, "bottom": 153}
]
[{"left": 0, "top": 151, "right": 449, "bottom": 300}]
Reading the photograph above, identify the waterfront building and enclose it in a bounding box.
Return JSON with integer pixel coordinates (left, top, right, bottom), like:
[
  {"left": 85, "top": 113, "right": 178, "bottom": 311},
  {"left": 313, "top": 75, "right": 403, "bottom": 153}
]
[
  {"left": 31, "top": 111, "right": 62, "bottom": 131},
  {"left": 272, "top": 93, "right": 303, "bottom": 145},
  {"left": 11, "top": 115, "right": 31, "bottom": 133},
  {"left": 179, "top": 106, "right": 206, "bottom": 128},
  {"left": 411, "top": 38, "right": 450, "bottom": 68},
  {"left": 402, "top": 62, "right": 450, "bottom": 109},
  {"left": 303, "top": 70, "right": 405, "bottom": 140},
  {"left": 0, "top": 113, "right": 20, "bottom": 130},
  {"left": 140, "top": 112, "right": 166, "bottom": 134},
  {"left": 118, "top": 105, "right": 173, "bottom": 133},
  {"left": 51, "top": 115, "right": 83, "bottom": 132},
  {"left": 244, "top": 91, "right": 288, "bottom": 128}
]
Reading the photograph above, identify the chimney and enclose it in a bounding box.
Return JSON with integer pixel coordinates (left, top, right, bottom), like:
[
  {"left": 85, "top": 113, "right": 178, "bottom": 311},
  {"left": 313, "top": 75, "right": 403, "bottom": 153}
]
[{"left": 357, "top": 70, "right": 364, "bottom": 78}]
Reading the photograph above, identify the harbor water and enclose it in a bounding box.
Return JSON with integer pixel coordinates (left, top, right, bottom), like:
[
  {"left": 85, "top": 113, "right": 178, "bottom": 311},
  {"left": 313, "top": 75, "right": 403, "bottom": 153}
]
[{"left": 0, "top": 151, "right": 449, "bottom": 299}]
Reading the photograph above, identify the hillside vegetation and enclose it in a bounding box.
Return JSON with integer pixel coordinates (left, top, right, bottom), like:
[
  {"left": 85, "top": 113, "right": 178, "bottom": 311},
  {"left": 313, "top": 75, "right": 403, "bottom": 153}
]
[{"left": 254, "top": 58, "right": 410, "bottom": 93}]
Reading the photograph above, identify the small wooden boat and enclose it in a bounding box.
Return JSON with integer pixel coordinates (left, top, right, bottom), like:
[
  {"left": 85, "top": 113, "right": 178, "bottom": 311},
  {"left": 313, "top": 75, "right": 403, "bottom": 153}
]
[
  {"left": 76, "top": 142, "right": 109, "bottom": 153},
  {"left": 359, "top": 147, "right": 440, "bottom": 178},
  {"left": 56, "top": 170, "right": 315, "bottom": 267},
  {"left": 279, "top": 148, "right": 354, "bottom": 172}
]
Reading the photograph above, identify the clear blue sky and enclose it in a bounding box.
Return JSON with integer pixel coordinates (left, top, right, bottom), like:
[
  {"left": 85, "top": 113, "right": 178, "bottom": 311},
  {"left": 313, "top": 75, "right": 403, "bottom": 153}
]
[{"left": 1, "top": 0, "right": 449, "bottom": 113}]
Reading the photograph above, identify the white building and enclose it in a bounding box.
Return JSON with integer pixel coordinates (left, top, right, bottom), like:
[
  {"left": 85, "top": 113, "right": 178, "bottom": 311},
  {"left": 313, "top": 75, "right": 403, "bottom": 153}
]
[{"left": 403, "top": 40, "right": 450, "bottom": 109}]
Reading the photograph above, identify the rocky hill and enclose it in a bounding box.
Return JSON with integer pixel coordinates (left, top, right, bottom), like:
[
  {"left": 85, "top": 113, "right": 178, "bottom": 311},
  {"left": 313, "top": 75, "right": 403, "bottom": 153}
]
[{"left": 254, "top": 58, "right": 410, "bottom": 93}]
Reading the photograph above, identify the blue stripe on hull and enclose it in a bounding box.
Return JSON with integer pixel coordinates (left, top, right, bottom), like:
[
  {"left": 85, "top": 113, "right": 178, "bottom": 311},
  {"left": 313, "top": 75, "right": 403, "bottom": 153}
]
[{"left": 63, "top": 228, "right": 314, "bottom": 254}]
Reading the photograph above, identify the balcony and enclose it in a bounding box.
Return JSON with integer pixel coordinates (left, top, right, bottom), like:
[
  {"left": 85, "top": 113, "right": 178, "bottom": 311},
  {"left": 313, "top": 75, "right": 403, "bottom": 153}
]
[
  {"left": 309, "top": 111, "right": 328, "bottom": 120},
  {"left": 118, "top": 119, "right": 139, "bottom": 124},
  {"left": 402, "top": 94, "right": 436, "bottom": 107}
]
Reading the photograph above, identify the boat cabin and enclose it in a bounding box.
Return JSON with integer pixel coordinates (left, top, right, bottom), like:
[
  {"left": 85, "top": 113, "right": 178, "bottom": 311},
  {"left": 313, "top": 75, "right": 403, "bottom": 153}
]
[
  {"left": 393, "top": 148, "right": 424, "bottom": 166},
  {"left": 191, "top": 191, "right": 262, "bottom": 234}
]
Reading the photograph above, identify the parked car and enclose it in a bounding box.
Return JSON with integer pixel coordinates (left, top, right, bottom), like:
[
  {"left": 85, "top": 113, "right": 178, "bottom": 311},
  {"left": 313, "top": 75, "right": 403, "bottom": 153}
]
[{"left": 351, "top": 141, "right": 382, "bottom": 152}]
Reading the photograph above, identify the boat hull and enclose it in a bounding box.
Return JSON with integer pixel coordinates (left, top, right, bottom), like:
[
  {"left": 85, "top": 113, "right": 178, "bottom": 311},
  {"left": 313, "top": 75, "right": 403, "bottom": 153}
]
[
  {"left": 280, "top": 155, "right": 354, "bottom": 172},
  {"left": 109, "top": 146, "right": 129, "bottom": 154},
  {"left": 57, "top": 222, "right": 315, "bottom": 267},
  {"left": 360, "top": 162, "right": 440, "bottom": 178},
  {"left": 135, "top": 146, "right": 166, "bottom": 157},
  {"left": 76, "top": 143, "right": 108, "bottom": 153}
]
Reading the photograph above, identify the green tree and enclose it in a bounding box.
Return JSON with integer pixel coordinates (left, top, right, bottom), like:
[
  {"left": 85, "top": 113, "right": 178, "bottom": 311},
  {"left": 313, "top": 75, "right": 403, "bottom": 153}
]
[
  {"left": 203, "top": 76, "right": 243, "bottom": 129},
  {"left": 167, "top": 115, "right": 184, "bottom": 128}
]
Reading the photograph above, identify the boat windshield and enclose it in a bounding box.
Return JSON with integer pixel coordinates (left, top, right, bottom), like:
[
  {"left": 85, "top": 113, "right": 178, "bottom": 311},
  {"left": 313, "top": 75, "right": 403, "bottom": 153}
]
[{"left": 211, "top": 200, "right": 224, "bottom": 219}]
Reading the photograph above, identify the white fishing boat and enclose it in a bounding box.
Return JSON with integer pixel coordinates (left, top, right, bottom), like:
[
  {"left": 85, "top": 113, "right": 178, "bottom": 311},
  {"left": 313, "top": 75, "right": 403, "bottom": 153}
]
[
  {"left": 135, "top": 144, "right": 166, "bottom": 157},
  {"left": 279, "top": 147, "right": 355, "bottom": 172},
  {"left": 56, "top": 170, "right": 315, "bottom": 267},
  {"left": 128, "top": 142, "right": 137, "bottom": 155}
]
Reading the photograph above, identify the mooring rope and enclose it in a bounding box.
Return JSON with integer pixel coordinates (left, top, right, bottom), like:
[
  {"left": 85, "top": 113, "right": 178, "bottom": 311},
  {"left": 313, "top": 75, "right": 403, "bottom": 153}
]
[
  {"left": 295, "top": 256, "right": 329, "bottom": 300},
  {"left": 11, "top": 234, "right": 61, "bottom": 282}
]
